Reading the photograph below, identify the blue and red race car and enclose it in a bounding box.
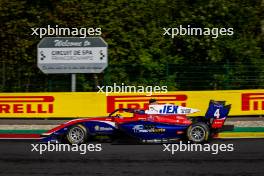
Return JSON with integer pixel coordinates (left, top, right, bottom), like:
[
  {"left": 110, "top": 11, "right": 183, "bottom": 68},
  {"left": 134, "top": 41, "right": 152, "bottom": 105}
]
[{"left": 42, "top": 100, "right": 231, "bottom": 144}]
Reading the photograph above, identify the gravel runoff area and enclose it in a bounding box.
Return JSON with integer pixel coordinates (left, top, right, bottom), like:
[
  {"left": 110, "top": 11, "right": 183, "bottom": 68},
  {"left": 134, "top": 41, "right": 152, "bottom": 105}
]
[{"left": 0, "top": 118, "right": 263, "bottom": 130}]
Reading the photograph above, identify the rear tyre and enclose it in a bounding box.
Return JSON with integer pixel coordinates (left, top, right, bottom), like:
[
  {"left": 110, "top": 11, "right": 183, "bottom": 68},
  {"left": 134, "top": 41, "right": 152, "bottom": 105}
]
[
  {"left": 187, "top": 122, "right": 209, "bottom": 143},
  {"left": 66, "top": 124, "right": 88, "bottom": 144}
]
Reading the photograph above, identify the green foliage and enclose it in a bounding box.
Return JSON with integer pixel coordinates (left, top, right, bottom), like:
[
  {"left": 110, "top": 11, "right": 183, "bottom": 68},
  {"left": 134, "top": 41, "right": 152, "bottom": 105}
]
[{"left": 0, "top": 0, "right": 263, "bottom": 92}]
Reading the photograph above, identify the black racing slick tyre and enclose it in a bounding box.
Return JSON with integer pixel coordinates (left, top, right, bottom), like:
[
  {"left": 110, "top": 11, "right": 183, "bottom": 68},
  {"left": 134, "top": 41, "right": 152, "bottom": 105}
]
[
  {"left": 187, "top": 122, "right": 210, "bottom": 143},
  {"left": 66, "top": 124, "right": 88, "bottom": 144}
]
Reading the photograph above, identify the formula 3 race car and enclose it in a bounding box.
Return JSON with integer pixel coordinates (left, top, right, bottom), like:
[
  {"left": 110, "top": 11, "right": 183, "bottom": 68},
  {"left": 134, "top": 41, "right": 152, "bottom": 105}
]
[{"left": 42, "top": 100, "right": 231, "bottom": 144}]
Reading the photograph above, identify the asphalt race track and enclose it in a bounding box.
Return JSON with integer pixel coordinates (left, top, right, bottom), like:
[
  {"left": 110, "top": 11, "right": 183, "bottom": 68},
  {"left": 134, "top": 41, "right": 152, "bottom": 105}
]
[{"left": 0, "top": 139, "right": 263, "bottom": 176}]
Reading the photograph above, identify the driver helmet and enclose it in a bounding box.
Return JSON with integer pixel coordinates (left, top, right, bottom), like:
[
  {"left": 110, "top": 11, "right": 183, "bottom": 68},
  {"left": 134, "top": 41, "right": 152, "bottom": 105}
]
[{"left": 149, "top": 98, "right": 158, "bottom": 105}]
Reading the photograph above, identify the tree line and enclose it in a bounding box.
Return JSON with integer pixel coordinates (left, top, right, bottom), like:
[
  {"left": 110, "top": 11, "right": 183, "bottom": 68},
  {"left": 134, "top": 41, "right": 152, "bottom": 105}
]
[{"left": 0, "top": 0, "right": 263, "bottom": 92}]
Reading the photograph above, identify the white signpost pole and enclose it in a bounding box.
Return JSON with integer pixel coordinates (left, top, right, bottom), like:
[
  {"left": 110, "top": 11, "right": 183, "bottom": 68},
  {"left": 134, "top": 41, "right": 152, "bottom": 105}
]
[{"left": 71, "top": 74, "right": 76, "bottom": 92}]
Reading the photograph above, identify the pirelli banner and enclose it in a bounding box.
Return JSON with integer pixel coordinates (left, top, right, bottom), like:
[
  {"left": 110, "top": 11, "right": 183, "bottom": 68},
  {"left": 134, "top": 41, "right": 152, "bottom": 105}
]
[{"left": 0, "top": 89, "right": 263, "bottom": 118}]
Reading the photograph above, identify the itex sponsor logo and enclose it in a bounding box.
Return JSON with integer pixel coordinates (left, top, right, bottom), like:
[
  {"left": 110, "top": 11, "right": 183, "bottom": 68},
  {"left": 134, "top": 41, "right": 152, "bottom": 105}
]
[
  {"left": 159, "top": 105, "right": 178, "bottom": 114},
  {"left": 0, "top": 96, "right": 54, "bottom": 114},
  {"left": 241, "top": 93, "right": 264, "bottom": 111},
  {"left": 107, "top": 95, "right": 187, "bottom": 113}
]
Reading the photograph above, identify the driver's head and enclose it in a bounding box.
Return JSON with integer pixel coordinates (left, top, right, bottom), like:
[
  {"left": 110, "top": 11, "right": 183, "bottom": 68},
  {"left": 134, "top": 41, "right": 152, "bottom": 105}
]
[{"left": 149, "top": 98, "right": 158, "bottom": 105}]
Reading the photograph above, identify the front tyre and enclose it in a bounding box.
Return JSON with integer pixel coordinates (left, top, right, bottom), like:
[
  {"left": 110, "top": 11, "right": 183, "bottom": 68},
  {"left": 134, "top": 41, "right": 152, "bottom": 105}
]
[
  {"left": 187, "top": 122, "right": 209, "bottom": 143},
  {"left": 66, "top": 124, "right": 88, "bottom": 144}
]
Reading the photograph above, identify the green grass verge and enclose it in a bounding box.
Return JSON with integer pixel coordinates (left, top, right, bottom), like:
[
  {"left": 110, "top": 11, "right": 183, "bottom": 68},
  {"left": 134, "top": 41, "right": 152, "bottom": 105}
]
[{"left": 222, "top": 127, "right": 264, "bottom": 133}]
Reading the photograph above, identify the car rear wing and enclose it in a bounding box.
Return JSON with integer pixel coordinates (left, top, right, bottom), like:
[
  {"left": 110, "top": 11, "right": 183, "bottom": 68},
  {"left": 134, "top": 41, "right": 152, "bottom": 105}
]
[
  {"left": 205, "top": 100, "right": 231, "bottom": 128},
  {"left": 205, "top": 100, "right": 231, "bottom": 119}
]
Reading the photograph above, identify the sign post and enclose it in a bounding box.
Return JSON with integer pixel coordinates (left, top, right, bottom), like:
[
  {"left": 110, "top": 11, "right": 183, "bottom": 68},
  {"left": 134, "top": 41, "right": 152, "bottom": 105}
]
[
  {"left": 37, "top": 37, "right": 108, "bottom": 91},
  {"left": 71, "top": 74, "right": 76, "bottom": 92}
]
